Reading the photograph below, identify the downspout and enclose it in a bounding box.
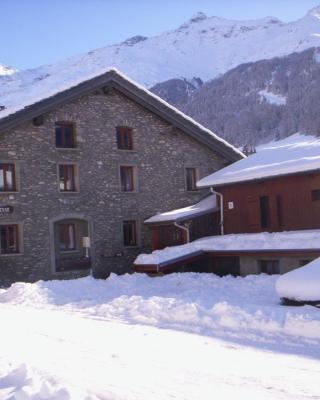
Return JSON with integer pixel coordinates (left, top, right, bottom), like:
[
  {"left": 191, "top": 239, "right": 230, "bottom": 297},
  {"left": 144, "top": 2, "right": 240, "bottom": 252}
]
[
  {"left": 210, "top": 187, "right": 224, "bottom": 235},
  {"left": 174, "top": 221, "right": 190, "bottom": 244}
]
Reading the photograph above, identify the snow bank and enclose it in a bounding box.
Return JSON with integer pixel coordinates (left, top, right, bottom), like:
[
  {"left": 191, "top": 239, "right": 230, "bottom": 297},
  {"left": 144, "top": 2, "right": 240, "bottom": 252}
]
[
  {"left": 1, "top": 274, "right": 320, "bottom": 347},
  {"left": 135, "top": 229, "right": 320, "bottom": 266},
  {"left": 276, "top": 257, "right": 320, "bottom": 301},
  {"left": 197, "top": 134, "right": 320, "bottom": 187}
]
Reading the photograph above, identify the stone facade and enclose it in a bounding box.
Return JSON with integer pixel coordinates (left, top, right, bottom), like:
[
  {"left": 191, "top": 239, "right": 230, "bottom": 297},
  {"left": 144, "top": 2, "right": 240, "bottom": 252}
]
[{"left": 0, "top": 88, "right": 228, "bottom": 286}]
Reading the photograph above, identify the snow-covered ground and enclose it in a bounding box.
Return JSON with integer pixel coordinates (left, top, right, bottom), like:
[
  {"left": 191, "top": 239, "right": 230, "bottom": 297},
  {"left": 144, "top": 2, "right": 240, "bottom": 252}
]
[{"left": 0, "top": 273, "right": 320, "bottom": 399}]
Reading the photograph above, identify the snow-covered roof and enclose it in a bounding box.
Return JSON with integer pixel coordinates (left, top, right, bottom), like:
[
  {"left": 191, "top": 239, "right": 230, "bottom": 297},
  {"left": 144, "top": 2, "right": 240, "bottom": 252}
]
[
  {"left": 135, "top": 229, "right": 320, "bottom": 266},
  {"left": 0, "top": 68, "right": 243, "bottom": 162},
  {"left": 197, "top": 134, "right": 320, "bottom": 188},
  {"left": 144, "top": 195, "right": 218, "bottom": 225},
  {"left": 276, "top": 257, "right": 320, "bottom": 302}
]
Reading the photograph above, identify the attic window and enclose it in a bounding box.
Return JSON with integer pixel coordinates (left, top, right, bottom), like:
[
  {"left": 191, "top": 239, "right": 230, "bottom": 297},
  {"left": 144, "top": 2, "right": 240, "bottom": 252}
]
[
  {"left": 116, "top": 127, "right": 133, "bottom": 150},
  {"left": 55, "top": 122, "right": 76, "bottom": 148}
]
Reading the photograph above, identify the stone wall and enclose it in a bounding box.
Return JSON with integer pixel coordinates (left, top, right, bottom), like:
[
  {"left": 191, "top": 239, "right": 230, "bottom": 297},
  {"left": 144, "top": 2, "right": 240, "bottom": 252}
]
[{"left": 0, "top": 88, "right": 227, "bottom": 285}]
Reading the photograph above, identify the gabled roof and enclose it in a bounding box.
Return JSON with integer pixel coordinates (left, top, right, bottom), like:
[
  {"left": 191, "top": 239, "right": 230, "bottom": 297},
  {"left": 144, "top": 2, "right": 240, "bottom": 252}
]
[
  {"left": 144, "top": 194, "right": 218, "bottom": 225},
  {"left": 0, "top": 68, "right": 243, "bottom": 162},
  {"left": 197, "top": 134, "right": 320, "bottom": 188}
]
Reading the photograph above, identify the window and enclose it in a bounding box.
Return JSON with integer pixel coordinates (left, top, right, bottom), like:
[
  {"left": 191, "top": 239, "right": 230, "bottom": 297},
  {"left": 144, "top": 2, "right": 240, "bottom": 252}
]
[
  {"left": 259, "top": 260, "right": 279, "bottom": 275},
  {"left": 299, "top": 259, "right": 313, "bottom": 267},
  {"left": 185, "top": 168, "right": 198, "bottom": 191},
  {"left": 59, "top": 164, "right": 77, "bottom": 192},
  {"left": 0, "top": 225, "right": 19, "bottom": 254},
  {"left": 123, "top": 220, "right": 137, "bottom": 246},
  {"left": 55, "top": 122, "right": 76, "bottom": 148},
  {"left": 311, "top": 189, "right": 320, "bottom": 201},
  {"left": 117, "top": 127, "right": 133, "bottom": 150},
  {"left": 120, "top": 166, "right": 135, "bottom": 192},
  {"left": 259, "top": 196, "right": 270, "bottom": 229},
  {"left": 58, "top": 223, "right": 76, "bottom": 251},
  {"left": 0, "top": 163, "right": 16, "bottom": 192}
]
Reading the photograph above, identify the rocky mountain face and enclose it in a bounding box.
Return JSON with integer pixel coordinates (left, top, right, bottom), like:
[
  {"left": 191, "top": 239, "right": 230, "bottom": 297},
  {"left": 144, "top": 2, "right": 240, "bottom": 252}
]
[
  {"left": 151, "top": 47, "right": 320, "bottom": 146},
  {"left": 0, "top": 63, "right": 15, "bottom": 76}
]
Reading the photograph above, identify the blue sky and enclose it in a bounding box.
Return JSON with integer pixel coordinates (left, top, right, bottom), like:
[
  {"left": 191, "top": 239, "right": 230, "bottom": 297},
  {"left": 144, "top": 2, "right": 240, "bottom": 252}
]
[{"left": 1, "top": 0, "right": 320, "bottom": 70}]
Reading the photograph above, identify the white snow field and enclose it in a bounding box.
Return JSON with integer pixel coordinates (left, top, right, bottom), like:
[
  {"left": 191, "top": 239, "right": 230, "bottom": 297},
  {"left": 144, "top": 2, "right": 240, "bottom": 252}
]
[{"left": 0, "top": 273, "right": 320, "bottom": 399}]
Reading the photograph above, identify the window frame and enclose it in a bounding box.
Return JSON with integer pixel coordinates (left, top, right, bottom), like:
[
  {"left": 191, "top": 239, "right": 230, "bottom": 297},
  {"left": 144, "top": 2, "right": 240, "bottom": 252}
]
[
  {"left": 0, "top": 224, "right": 20, "bottom": 255},
  {"left": 58, "top": 163, "right": 78, "bottom": 192},
  {"left": 58, "top": 222, "right": 77, "bottom": 252},
  {"left": 311, "top": 189, "right": 320, "bottom": 201},
  {"left": 55, "top": 121, "right": 76, "bottom": 149},
  {"left": 120, "top": 165, "right": 137, "bottom": 192},
  {"left": 116, "top": 126, "right": 133, "bottom": 150},
  {"left": 123, "top": 220, "right": 138, "bottom": 247},
  {"left": 0, "top": 163, "right": 17, "bottom": 192},
  {"left": 185, "top": 167, "right": 199, "bottom": 192},
  {"left": 259, "top": 259, "right": 280, "bottom": 275}
]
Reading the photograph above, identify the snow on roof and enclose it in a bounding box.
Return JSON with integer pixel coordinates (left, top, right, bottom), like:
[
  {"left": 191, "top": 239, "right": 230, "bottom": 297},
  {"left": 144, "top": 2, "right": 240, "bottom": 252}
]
[
  {"left": 197, "top": 134, "right": 320, "bottom": 188},
  {"left": 276, "top": 257, "right": 320, "bottom": 301},
  {"left": 135, "top": 229, "right": 320, "bottom": 266},
  {"left": 0, "top": 67, "right": 243, "bottom": 159},
  {"left": 144, "top": 195, "right": 218, "bottom": 224}
]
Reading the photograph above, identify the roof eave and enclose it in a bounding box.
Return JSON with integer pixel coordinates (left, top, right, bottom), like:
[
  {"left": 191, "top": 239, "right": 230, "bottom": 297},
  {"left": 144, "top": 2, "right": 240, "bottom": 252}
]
[
  {"left": 0, "top": 69, "right": 243, "bottom": 163},
  {"left": 197, "top": 167, "right": 320, "bottom": 189}
]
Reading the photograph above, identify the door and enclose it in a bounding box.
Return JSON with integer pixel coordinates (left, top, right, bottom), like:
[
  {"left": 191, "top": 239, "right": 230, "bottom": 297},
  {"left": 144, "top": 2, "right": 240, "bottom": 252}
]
[{"left": 54, "top": 219, "right": 91, "bottom": 272}]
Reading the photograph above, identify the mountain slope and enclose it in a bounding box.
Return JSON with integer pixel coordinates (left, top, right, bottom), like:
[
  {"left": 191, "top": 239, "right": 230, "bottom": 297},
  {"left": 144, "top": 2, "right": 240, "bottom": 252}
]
[
  {"left": 152, "top": 47, "right": 320, "bottom": 146},
  {"left": 2, "top": 7, "right": 320, "bottom": 119}
]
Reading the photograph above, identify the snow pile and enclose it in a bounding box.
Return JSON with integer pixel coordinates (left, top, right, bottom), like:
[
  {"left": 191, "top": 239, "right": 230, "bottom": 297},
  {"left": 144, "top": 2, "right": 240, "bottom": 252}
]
[
  {"left": 135, "top": 229, "right": 320, "bottom": 266},
  {"left": 1, "top": 274, "right": 320, "bottom": 348},
  {"left": 259, "top": 89, "right": 287, "bottom": 106},
  {"left": 145, "top": 194, "right": 217, "bottom": 224},
  {"left": 197, "top": 133, "right": 320, "bottom": 187},
  {"left": 1, "top": 274, "right": 320, "bottom": 399},
  {"left": 276, "top": 257, "right": 320, "bottom": 301}
]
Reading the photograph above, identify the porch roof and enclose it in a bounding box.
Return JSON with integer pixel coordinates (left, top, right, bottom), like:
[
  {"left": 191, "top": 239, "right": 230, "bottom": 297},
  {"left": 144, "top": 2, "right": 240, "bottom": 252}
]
[
  {"left": 134, "top": 229, "right": 320, "bottom": 272},
  {"left": 144, "top": 194, "right": 218, "bottom": 225}
]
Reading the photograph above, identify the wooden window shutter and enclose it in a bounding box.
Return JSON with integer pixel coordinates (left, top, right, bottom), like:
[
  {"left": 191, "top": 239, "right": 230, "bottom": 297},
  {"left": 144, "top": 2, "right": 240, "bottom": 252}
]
[{"left": 247, "top": 196, "right": 260, "bottom": 231}]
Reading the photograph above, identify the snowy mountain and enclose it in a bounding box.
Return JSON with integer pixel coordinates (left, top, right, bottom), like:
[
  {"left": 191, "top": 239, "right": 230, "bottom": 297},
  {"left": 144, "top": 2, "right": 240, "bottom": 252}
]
[
  {"left": 0, "top": 63, "right": 15, "bottom": 76},
  {"left": 1, "top": 7, "right": 320, "bottom": 124},
  {"left": 152, "top": 47, "right": 320, "bottom": 146}
]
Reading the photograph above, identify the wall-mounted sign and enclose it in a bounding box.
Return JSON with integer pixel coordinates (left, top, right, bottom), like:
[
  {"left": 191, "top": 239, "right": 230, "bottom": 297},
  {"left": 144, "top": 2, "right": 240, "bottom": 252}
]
[
  {"left": 0, "top": 205, "right": 13, "bottom": 215},
  {"left": 228, "top": 201, "right": 234, "bottom": 210}
]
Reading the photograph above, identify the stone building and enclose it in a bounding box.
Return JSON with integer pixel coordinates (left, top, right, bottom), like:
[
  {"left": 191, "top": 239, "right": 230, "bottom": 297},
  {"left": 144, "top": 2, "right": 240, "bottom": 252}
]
[{"left": 0, "top": 69, "right": 242, "bottom": 285}]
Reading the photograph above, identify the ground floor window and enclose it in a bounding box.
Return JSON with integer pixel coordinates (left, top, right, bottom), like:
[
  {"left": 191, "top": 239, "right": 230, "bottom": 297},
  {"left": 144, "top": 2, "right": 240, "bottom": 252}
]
[
  {"left": 0, "top": 224, "right": 19, "bottom": 254},
  {"left": 123, "top": 220, "right": 137, "bottom": 246},
  {"left": 259, "top": 260, "right": 279, "bottom": 275},
  {"left": 59, "top": 223, "right": 76, "bottom": 251}
]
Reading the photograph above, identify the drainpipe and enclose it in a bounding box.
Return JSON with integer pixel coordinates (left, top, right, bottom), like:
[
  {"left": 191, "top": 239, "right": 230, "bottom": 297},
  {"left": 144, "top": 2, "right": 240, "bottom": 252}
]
[
  {"left": 174, "top": 221, "right": 190, "bottom": 244},
  {"left": 210, "top": 187, "right": 224, "bottom": 235}
]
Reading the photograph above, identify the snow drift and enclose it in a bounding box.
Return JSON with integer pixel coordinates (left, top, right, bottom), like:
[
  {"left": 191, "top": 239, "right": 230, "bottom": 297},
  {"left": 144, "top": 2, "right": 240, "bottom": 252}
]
[{"left": 276, "top": 257, "right": 320, "bottom": 302}]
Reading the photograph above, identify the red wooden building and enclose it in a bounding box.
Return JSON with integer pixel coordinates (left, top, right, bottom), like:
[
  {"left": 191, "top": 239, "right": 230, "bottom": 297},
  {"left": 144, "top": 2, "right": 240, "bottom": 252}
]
[{"left": 135, "top": 136, "right": 320, "bottom": 276}]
